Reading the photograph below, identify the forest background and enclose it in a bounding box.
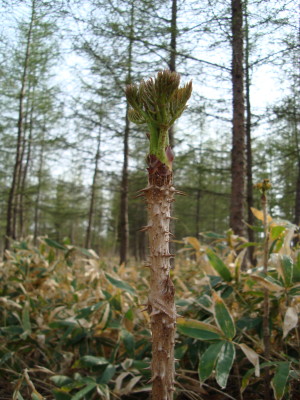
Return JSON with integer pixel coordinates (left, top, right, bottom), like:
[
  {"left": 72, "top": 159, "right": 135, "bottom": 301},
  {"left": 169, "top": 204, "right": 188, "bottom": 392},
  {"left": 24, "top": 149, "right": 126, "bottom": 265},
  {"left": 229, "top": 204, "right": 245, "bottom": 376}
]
[
  {"left": 0, "top": 0, "right": 298, "bottom": 261},
  {"left": 0, "top": 1, "right": 300, "bottom": 399}
]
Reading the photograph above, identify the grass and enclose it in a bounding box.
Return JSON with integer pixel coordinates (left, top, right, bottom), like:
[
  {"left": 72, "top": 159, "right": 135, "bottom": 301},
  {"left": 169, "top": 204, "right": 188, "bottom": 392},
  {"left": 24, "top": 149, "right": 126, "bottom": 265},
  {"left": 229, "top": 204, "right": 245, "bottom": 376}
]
[{"left": 0, "top": 221, "right": 299, "bottom": 399}]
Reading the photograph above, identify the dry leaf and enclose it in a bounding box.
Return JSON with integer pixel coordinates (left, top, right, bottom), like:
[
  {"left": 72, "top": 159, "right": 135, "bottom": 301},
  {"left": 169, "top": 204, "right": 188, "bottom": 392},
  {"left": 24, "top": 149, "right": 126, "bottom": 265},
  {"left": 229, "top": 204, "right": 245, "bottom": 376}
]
[
  {"left": 283, "top": 306, "right": 298, "bottom": 339},
  {"left": 239, "top": 343, "right": 260, "bottom": 377},
  {"left": 251, "top": 207, "right": 272, "bottom": 223}
]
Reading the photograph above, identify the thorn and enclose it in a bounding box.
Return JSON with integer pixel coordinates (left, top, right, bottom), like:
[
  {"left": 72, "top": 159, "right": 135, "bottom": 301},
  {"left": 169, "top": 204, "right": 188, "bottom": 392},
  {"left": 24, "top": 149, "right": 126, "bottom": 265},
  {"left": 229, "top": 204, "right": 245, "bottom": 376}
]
[
  {"left": 139, "top": 225, "right": 152, "bottom": 232},
  {"left": 133, "top": 193, "right": 145, "bottom": 199},
  {"left": 147, "top": 373, "right": 159, "bottom": 384},
  {"left": 164, "top": 231, "right": 174, "bottom": 237},
  {"left": 149, "top": 308, "right": 161, "bottom": 317}
]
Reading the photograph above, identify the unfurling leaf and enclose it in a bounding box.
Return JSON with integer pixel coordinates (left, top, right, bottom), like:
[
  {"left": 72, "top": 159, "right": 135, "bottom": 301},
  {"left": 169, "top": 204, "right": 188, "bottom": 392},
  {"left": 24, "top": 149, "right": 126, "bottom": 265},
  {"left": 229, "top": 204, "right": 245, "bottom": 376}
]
[{"left": 128, "top": 109, "right": 146, "bottom": 124}]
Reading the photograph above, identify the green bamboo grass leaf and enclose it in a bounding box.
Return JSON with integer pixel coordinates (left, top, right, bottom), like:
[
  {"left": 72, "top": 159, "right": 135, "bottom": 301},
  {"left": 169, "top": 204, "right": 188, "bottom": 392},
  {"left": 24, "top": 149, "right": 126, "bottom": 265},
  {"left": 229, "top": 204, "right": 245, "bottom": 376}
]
[
  {"left": 198, "top": 341, "right": 224, "bottom": 382},
  {"left": 44, "top": 238, "right": 66, "bottom": 250},
  {"left": 251, "top": 275, "right": 284, "bottom": 292},
  {"left": 212, "top": 292, "right": 236, "bottom": 339},
  {"left": 71, "top": 383, "right": 97, "bottom": 400},
  {"left": 215, "top": 341, "right": 235, "bottom": 389},
  {"left": 280, "top": 256, "right": 293, "bottom": 287},
  {"left": 293, "top": 253, "right": 300, "bottom": 282},
  {"left": 206, "top": 249, "right": 232, "bottom": 282},
  {"left": 121, "top": 329, "right": 135, "bottom": 358},
  {"left": 271, "top": 362, "right": 290, "bottom": 400},
  {"left": 105, "top": 273, "right": 136, "bottom": 295},
  {"left": 177, "top": 317, "right": 223, "bottom": 341},
  {"left": 53, "top": 391, "right": 72, "bottom": 400},
  {"left": 31, "top": 394, "right": 44, "bottom": 400},
  {"left": 270, "top": 225, "right": 286, "bottom": 240},
  {"left": 21, "top": 304, "right": 31, "bottom": 339},
  {"left": 74, "top": 355, "right": 109, "bottom": 368},
  {"left": 50, "top": 376, "right": 73, "bottom": 387},
  {"left": 98, "top": 364, "right": 116, "bottom": 384}
]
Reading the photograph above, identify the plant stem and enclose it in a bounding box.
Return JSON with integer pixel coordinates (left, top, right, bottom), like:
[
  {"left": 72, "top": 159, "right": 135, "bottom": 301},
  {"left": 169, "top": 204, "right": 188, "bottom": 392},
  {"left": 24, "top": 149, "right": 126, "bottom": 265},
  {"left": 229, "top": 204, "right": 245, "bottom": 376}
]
[
  {"left": 262, "top": 191, "right": 271, "bottom": 400},
  {"left": 143, "top": 170, "right": 176, "bottom": 400}
]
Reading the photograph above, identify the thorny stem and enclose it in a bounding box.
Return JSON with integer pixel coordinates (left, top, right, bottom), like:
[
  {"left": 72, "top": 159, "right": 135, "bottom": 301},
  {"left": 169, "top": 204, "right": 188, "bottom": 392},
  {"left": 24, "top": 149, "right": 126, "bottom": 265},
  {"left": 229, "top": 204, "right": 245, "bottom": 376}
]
[{"left": 126, "top": 71, "right": 192, "bottom": 399}]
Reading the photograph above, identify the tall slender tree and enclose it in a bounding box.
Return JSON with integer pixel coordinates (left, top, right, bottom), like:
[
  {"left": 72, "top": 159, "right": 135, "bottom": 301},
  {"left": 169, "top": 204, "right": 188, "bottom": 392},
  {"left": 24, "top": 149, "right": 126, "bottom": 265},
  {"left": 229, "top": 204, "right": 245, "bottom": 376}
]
[
  {"left": 244, "top": 0, "right": 255, "bottom": 263},
  {"left": 5, "top": 0, "right": 36, "bottom": 250},
  {"left": 119, "top": 0, "right": 135, "bottom": 263},
  {"left": 230, "top": 0, "right": 245, "bottom": 236}
]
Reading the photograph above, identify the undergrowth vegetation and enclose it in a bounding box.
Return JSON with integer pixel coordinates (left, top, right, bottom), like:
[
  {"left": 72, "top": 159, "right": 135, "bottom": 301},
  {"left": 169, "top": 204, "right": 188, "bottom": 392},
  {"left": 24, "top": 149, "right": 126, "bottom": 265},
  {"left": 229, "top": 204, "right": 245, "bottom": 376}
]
[{"left": 0, "top": 209, "right": 299, "bottom": 399}]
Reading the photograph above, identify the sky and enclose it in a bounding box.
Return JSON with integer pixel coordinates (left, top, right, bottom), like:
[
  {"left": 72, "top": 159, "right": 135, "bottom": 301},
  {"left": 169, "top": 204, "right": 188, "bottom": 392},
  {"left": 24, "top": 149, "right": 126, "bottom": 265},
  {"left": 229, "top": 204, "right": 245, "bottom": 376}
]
[{"left": 0, "top": 0, "right": 298, "bottom": 182}]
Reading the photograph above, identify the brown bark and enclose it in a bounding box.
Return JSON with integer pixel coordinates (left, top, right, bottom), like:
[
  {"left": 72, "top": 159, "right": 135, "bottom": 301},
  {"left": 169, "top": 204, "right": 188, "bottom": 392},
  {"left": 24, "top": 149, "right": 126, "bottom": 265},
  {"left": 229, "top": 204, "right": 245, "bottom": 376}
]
[
  {"left": 230, "top": 0, "right": 245, "bottom": 237},
  {"left": 293, "top": 103, "right": 300, "bottom": 226},
  {"left": 195, "top": 188, "right": 201, "bottom": 237},
  {"left": 19, "top": 90, "right": 34, "bottom": 238},
  {"left": 33, "top": 125, "right": 45, "bottom": 245},
  {"left": 5, "top": 0, "right": 35, "bottom": 250},
  {"left": 295, "top": 159, "right": 300, "bottom": 226},
  {"left": 244, "top": 2, "right": 255, "bottom": 265},
  {"left": 142, "top": 166, "right": 176, "bottom": 400},
  {"left": 85, "top": 127, "right": 101, "bottom": 249},
  {"left": 119, "top": 104, "right": 130, "bottom": 264},
  {"left": 119, "top": 1, "right": 134, "bottom": 264},
  {"left": 168, "top": 0, "right": 177, "bottom": 149}
]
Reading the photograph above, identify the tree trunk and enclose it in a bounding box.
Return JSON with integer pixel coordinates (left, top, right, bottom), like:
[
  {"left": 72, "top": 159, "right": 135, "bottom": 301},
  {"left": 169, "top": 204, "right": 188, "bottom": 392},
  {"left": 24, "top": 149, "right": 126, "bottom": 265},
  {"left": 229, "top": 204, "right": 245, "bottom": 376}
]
[
  {"left": 230, "top": 0, "right": 245, "bottom": 237},
  {"left": 33, "top": 130, "right": 45, "bottom": 245},
  {"left": 85, "top": 126, "right": 101, "bottom": 249},
  {"left": 168, "top": 0, "right": 177, "bottom": 148},
  {"left": 5, "top": 0, "right": 35, "bottom": 250},
  {"left": 293, "top": 102, "right": 300, "bottom": 225},
  {"left": 244, "top": 1, "right": 255, "bottom": 265},
  {"left": 195, "top": 188, "right": 201, "bottom": 237},
  {"left": 119, "top": 104, "right": 130, "bottom": 264},
  {"left": 19, "top": 88, "right": 34, "bottom": 238},
  {"left": 143, "top": 168, "right": 176, "bottom": 400},
  {"left": 119, "top": 1, "right": 134, "bottom": 264},
  {"left": 295, "top": 159, "right": 300, "bottom": 226}
]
